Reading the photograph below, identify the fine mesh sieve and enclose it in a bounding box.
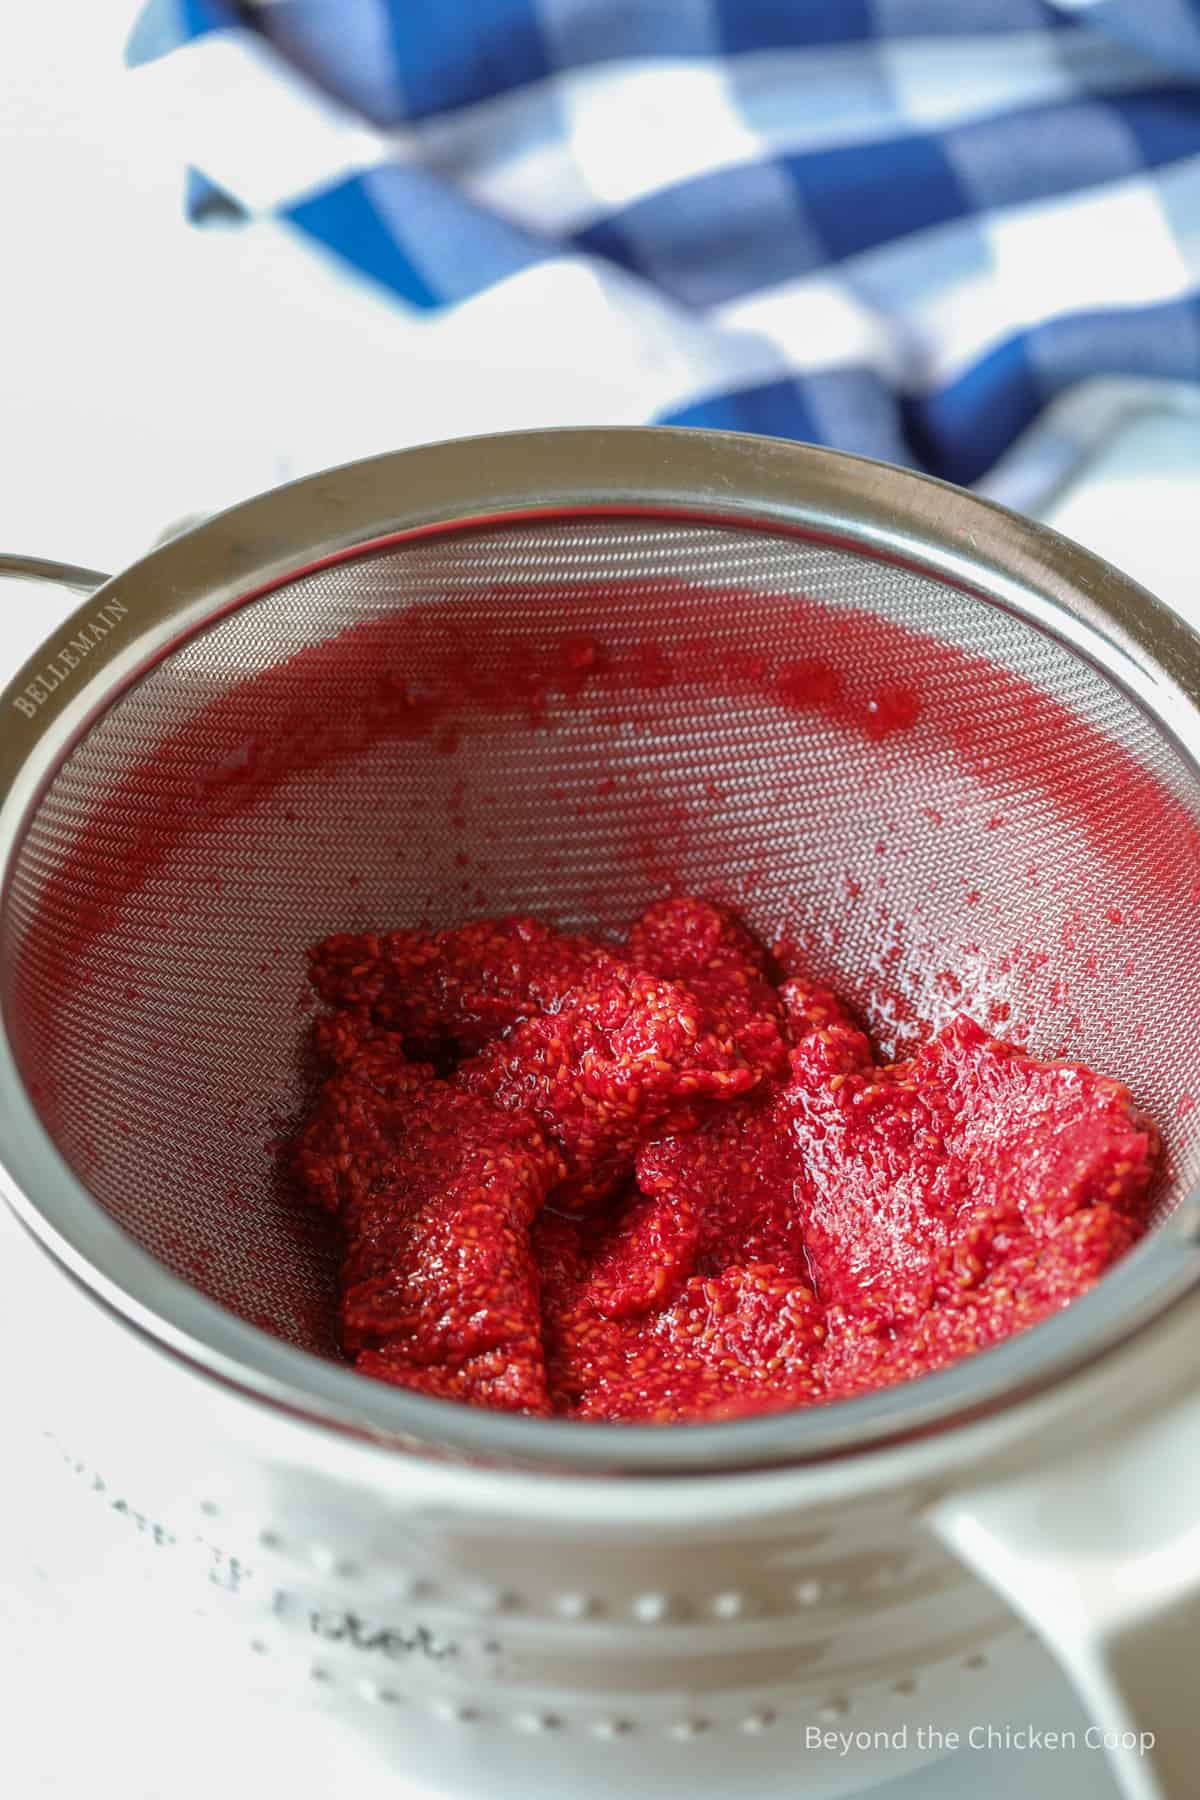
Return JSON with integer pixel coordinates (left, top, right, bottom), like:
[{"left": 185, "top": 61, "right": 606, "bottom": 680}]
[{"left": 3, "top": 430, "right": 1200, "bottom": 1470}]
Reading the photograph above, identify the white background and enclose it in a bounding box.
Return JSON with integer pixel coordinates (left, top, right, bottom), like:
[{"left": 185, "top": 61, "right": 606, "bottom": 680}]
[{"left": 1, "top": 6, "right": 1193, "bottom": 1796}]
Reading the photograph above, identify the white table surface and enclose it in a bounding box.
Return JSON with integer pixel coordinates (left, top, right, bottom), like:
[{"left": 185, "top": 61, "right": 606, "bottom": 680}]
[{"left": 3, "top": 7, "right": 1199, "bottom": 1796}]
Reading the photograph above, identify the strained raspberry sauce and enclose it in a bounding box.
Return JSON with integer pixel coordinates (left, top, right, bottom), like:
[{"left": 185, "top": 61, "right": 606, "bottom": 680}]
[{"left": 293, "top": 898, "right": 1158, "bottom": 1422}]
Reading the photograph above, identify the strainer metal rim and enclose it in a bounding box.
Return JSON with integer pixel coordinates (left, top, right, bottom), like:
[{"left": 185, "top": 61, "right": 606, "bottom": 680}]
[{"left": 3, "top": 425, "right": 1200, "bottom": 1477}]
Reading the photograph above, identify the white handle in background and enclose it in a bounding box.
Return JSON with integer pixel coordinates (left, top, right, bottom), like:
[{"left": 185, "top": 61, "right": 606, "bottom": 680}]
[{"left": 928, "top": 1378, "right": 1200, "bottom": 1800}]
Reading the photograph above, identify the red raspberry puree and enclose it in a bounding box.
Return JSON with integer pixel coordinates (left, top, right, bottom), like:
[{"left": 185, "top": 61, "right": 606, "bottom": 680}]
[{"left": 294, "top": 899, "right": 1158, "bottom": 1423}]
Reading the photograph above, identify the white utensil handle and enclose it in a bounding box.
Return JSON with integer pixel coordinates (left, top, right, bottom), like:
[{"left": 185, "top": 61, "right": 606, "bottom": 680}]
[{"left": 929, "top": 1381, "right": 1200, "bottom": 1800}]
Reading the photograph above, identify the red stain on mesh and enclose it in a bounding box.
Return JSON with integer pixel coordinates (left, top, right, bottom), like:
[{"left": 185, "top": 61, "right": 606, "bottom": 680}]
[
  {"left": 27, "top": 577, "right": 1200, "bottom": 1005},
  {"left": 292, "top": 899, "right": 1157, "bottom": 1421},
  {"left": 773, "top": 657, "right": 920, "bottom": 741}
]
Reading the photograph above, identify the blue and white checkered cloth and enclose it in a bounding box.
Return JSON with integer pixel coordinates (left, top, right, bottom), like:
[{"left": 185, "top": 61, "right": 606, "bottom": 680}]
[{"left": 127, "top": 1, "right": 1200, "bottom": 503}]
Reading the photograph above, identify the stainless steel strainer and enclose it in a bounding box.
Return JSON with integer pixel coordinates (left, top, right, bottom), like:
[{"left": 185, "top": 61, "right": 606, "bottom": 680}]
[{"left": 3, "top": 427, "right": 1200, "bottom": 1478}]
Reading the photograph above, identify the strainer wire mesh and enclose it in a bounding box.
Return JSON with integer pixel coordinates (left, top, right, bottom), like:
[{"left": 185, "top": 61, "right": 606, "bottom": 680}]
[{"left": 4, "top": 517, "right": 1198, "bottom": 1365}]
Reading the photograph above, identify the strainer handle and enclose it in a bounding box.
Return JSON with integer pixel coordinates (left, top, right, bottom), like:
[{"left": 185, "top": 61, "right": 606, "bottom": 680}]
[
  {"left": 929, "top": 1380, "right": 1200, "bottom": 1800},
  {"left": 0, "top": 555, "right": 110, "bottom": 594}
]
